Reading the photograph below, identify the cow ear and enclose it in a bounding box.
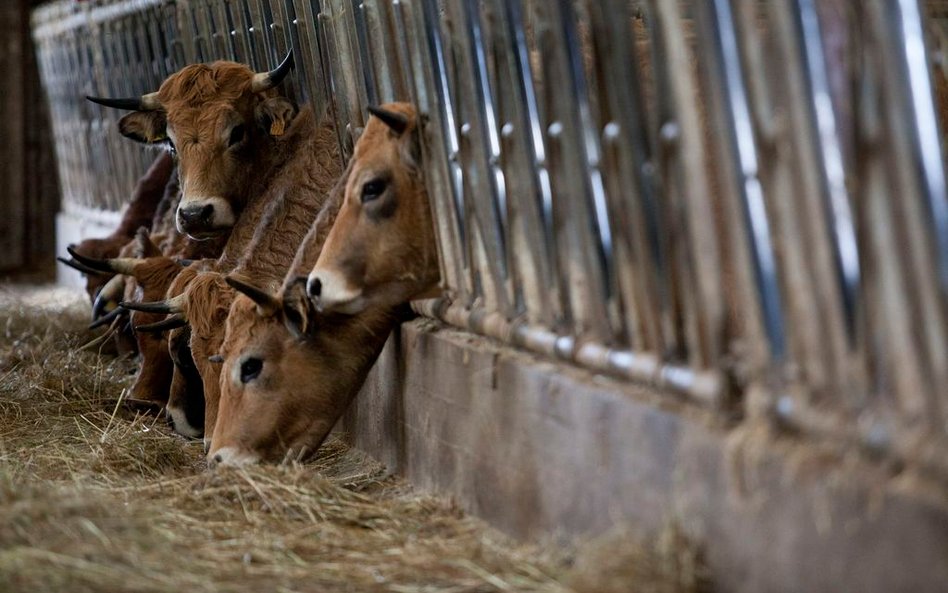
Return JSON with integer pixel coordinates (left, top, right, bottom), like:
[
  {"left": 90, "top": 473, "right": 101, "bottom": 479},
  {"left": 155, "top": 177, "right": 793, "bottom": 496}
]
[
  {"left": 119, "top": 111, "right": 168, "bottom": 144},
  {"left": 281, "top": 276, "right": 320, "bottom": 339},
  {"left": 255, "top": 97, "right": 299, "bottom": 137}
]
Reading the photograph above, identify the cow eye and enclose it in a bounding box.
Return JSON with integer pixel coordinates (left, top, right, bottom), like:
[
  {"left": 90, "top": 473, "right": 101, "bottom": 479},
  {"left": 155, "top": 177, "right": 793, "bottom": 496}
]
[
  {"left": 239, "top": 357, "right": 263, "bottom": 383},
  {"left": 228, "top": 124, "right": 246, "bottom": 147},
  {"left": 361, "top": 178, "right": 387, "bottom": 203},
  {"left": 166, "top": 139, "right": 177, "bottom": 156}
]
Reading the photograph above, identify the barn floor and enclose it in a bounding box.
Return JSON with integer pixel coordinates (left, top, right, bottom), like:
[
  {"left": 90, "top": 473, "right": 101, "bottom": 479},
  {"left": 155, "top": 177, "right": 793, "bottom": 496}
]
[{"left": 0, "top": 285, "right": 704, "bottom": 593}]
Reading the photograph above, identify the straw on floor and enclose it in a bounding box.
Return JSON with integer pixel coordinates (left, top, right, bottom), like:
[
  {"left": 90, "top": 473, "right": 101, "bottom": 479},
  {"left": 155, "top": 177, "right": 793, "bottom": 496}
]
[{"left": 0, "top": 286, "right": 707, "bottom": 593}]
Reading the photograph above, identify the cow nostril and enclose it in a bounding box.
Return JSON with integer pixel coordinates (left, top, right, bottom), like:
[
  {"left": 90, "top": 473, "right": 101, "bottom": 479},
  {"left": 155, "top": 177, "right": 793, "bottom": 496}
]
[
  {"left": 199, "top": 204, "right": 214, "bottom": 222},
  {"left": 213, "top": 453, "right": 223, "bottom": 464},
  {"left": 307, "top": 277, "right": 322, "bottom": 298}
]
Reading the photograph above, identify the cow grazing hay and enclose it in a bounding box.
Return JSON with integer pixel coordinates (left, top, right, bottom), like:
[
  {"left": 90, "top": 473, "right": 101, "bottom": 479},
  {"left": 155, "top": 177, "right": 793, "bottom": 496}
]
[{"left": 0, "top": 286, "right": 706, "bottom": 593}]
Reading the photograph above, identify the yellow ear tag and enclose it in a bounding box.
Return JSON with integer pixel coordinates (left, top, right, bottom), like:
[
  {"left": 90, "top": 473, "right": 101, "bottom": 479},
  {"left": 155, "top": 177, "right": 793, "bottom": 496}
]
[{"left": 270, "top": 119, "right": 286, "bottom": 136}]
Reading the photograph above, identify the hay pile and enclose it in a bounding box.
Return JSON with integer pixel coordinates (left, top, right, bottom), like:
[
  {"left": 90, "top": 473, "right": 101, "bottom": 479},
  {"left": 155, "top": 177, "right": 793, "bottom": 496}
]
[{"left": 0, "top": 285, "right": 707, "bottom": 593}]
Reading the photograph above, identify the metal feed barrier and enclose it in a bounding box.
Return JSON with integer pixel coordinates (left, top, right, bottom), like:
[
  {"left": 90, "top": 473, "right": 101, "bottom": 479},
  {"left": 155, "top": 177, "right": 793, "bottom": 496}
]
[{"left": 33, "top": 0, "right": 948, "bottom": 481}]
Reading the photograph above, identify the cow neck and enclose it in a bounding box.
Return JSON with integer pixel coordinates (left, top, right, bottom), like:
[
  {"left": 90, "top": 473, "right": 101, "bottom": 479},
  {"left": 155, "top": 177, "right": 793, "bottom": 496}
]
[
  {"left": 215, "top": 106, "right": 319, "bottom": 273},
  {"left": 300, "top": 303, "right": 401, "bottom": 452},
  {"left": 233, "top": 115, "right": 343, "bottom": 287},
  {"left": 281, "top": 159, "right": 350, "bottom": 291}
]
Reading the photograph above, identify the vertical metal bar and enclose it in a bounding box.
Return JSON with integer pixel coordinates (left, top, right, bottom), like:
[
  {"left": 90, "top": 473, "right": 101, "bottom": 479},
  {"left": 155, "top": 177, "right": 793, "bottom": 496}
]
[
  {"left": 422, "top": 0, "right": 468, "bottom": 274},
  {"left": 362, "top": 0, "right": 393, "bottom": 103},
  {"left": 699, "top": 0, "right": 788, "bottom": 363},
  {"left": 220, "top": 0, "right": 244, "bottom": 62},
  {"left": 528, "top": 0, "right": 613, "bottom": 341},
  {"left": 454, "top": 0, "right": 513, "bottom": 315},
  {"left": 502, "top": 0, "right": 565, "bottom": 327},
  {"left": 351, "top": 0, "right": 378, "bottom": 107},
  {"left": 866, "top": 0, "right": 948, "bottom": 433},
  {"left": 241, "top": 0, "right": 269, "bottom": 69},
  {"left": 274, "top": 0, "right": 305, "bottom": 101},
  {"left": 329, "top": 0, "right": 367, "bottom": 140},
  {"left": 391, "top": 0, "right": 418, "bottom": 104},
  {"left": 318, "top": 0, "right": 352, "bottom": 155},
  {"left": 898, "top": 0, "right": 948, "bottom": 297},
  {"left": 795, "top": 0, "right": 862, "bottom": 344},
  {"left": 601, "top": 1, "right": 674, "bottom": 356},
  {"left": 288, "top": 0, "right": 325, "bottom": 110},
  {"left": 476, "top": 0, "right": 557, "bottom": 327}
]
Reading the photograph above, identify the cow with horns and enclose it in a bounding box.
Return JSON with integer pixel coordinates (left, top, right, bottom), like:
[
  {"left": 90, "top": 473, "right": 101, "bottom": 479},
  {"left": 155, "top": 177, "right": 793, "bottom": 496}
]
[
  {"left": 73, "top": 52, "right": 310, "bottom": 416},
  {"left": 208, "top": 103, "right": 439, "bottom": 466},
  {"left": 121, "top": 108, "right": 342, "bottom": 441},
  {"left": 87, "top": 52, "right": 299, "bottom": 240}
]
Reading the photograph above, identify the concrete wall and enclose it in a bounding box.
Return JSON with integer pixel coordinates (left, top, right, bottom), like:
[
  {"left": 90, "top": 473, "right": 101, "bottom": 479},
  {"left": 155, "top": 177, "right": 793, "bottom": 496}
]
[{"left": 344, "top": 319, "right": 948, "bottom": 593}]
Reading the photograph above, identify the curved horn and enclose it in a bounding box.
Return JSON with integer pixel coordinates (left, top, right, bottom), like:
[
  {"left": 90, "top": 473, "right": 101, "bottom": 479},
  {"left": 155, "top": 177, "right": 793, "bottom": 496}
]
[
  {"left": 86, "top": 92, "right": 161, "bottom": 111},
  {"left": 251, "top": 51, "right": 295, "bottom": 93},
  {"left": 226, "top": 276, "right": 280, "bottom": 313},
  {"left": 92, "top": 275, "right": 126, "bottom": 321},
  {"left": 134, "top": 313, "right": 188, "bottom": 333},
  {"left": 88, "top": 307, "right": 124, "bottom": 331},
  {"left": 66, "top": 246, "right": 142, "bottom": 275},
  {"left": 104, "top": 258, "right": 143, "bottom": 275},
  {"left": 367, "top": 105, "right": 408, "bottom": 135},
  {"left": 57, "top": 256, "right": 109, "bottom": 277},
  {"left": 120, "top": 293, "right": 186, "bottom": 315}
]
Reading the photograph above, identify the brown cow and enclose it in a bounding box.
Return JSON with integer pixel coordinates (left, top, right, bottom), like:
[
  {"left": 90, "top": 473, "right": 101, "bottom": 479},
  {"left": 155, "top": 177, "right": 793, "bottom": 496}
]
[
  {"left": 207, "top": 105, "right": 429, "bottom": 466},
  {"left": 209, "top": 291, "right": 399, "bottom": 466},
  {"left": 306, "top": 103, "right": 440, "bottom": 313},
  {"left": 163, "top": 113, "right": 341, "bottom": 443},
  {"left": 88, "top": 53, "right": 301, "bottom": 240},
  {"left": 119, "top": 108, "right": 342, "bottom": 441}
]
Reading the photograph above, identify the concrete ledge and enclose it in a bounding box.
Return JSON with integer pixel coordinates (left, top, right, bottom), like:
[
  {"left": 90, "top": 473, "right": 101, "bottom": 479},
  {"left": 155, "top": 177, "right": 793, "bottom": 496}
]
[{"left": 343, "top": 318, "right": 948, "bottom": 593}]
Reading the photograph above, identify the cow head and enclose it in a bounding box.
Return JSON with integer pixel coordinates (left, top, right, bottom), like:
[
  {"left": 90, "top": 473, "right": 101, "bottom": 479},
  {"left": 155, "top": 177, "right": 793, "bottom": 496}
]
[
  {"left": 206, "top": 278, "right": 398, "bottom": 467},
  {"left": 88, "top": 53, "right": 299, "bottom": 239},
  {"left": 177, "top": 272, "right": 235, "bottom": 445},
  {"left": 166, "top": 325, "right": 205, "bottom": 439},
  {"left": 306, "top": 103, "right": 439, "bottom": 314}
]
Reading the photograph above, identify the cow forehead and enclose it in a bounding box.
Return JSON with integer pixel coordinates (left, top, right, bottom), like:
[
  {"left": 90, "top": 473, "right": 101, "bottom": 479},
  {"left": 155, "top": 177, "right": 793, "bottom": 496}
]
[
  {"left": 167, "top": 104, "right": 243, "bottom": 140},
  {"left": 222, "top": 297, "right": 276, "bottom": 352},
  {"left": 157, "top": 62, "right": 254, "bottom": 107}
]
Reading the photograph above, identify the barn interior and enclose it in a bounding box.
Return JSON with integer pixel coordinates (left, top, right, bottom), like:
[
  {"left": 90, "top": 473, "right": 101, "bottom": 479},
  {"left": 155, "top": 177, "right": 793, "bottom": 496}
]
[{"left": 2, "top": 0, "right": 948, "bottom": 592}]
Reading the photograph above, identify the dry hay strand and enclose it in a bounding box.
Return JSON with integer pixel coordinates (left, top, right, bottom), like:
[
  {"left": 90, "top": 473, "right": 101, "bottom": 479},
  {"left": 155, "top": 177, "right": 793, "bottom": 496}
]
[{"left": 0, "top": 286, "right": 707, "bottom": 593}]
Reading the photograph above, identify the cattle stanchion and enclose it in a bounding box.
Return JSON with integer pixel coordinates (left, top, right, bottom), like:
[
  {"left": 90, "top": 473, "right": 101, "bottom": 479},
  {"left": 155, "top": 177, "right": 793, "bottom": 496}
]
[{"left": 32, "top": 0, "right": 948, "bottom": 486}]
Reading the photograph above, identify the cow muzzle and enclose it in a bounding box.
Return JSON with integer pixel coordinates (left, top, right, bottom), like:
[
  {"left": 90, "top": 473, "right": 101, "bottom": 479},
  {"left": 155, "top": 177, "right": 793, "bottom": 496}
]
[
  {"left": 306, "top": 268, "right": 365, "bottom": 314},
  {"left": 176, "top": 197, "right": 236, "bottom": 238},
  {"left": 207, "top": 446, "right": 260, "bottom": 469}
]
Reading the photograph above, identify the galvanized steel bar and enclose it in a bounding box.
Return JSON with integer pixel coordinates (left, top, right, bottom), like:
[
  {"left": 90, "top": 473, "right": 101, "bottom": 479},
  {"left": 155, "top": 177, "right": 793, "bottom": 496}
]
[{"left": 699, "top": 0, "right": 788, "bottom": 364}]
